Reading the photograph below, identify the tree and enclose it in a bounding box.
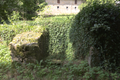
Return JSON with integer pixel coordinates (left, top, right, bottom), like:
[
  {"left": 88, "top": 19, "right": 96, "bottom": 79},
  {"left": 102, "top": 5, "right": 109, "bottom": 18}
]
[
  {"left": 0, "top": 0, "right": 19, "bottom": 21},
  {"left": 0, "top": 0, "right": 47, "bottom": 22},
  {"left": 20, "top": 0, "right": 47, "bottom": 20}
]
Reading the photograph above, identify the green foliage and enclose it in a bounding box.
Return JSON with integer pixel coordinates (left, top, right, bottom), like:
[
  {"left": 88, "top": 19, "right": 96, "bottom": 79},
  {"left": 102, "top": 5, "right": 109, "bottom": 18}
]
[
  {"left": 47, "top": 18, "right": 72, "bottom": 60},
  {"left": 19, "top": 0, "right": 47, "bottom": 20},
  {"left": 0, "top": 44, "right": 11, "bottom": 66},
  {"left": 66, "top": 43, "right": 75, "bottom": 60},
  {"left": 0, "top": 0, "right": 46, "bottom": 21},
  {"left": 34, "top": 15, "right": 74, "bottom": 60},
  {"left": 79, "top": 0, "right": 115, "bottom": 10},
  {"left": 0, "top": 15, "right": 120, "bottom": 79},
  {"left": 8, "top": 11, "right": 22, "bottom": 25},
  {"left": 0, "top": 24, "right": 36, "bottom": 45},
  {"left": 70, "top": 2, "right": 120, "bottom": 71},
  {"left": 0, "top": 0, "right": 20, "bottom": 21},
  {"left": 83, "top": 67, "right": 109, "bottom": 80}
]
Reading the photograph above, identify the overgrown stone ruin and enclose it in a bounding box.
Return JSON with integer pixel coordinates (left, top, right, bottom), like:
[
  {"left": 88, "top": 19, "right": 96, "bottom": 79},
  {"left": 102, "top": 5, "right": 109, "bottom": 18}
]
[
  {"left": 9, "top": 31, "right": 99, "bottom": 66},
  {"left": 9, "top": 31, "right": 49, "bottom": 64}
]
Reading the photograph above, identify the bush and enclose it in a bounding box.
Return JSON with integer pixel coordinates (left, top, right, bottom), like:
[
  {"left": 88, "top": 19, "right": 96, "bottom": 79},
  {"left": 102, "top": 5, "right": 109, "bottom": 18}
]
[
  {"left": 70, "top": 2, "right": 120, "bottom": 72},
  {"left": 78, "top": 0, "right": 115, "bottom": 10},
  {"left": 47, "top": 18, "right": 72, "bottom": 60}
]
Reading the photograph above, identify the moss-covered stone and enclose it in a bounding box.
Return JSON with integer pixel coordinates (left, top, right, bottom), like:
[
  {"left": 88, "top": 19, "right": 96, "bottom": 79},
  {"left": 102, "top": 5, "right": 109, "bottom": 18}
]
[{"left": 9, "top": 31, "right": 49, "bottom": 63}]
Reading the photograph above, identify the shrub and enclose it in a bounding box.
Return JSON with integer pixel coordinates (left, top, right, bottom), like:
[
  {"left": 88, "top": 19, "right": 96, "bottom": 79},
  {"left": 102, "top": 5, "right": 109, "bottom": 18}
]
[
  {"left": 70, "top": 1, "right": 120, "bottom": 72},
  {"left": 34, "top": 15, "right": 72, "bottom": 60},
  {"left": 79, "top": 0, "right": 115, "bottom": 10},
  {"left": 47, "top": 18, "right": 72, "bottom": 60}
]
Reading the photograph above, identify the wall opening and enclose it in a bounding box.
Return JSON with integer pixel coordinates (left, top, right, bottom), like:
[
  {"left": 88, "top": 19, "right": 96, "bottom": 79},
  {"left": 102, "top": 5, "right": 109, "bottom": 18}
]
[
  {"left": 57, "top": 6, "right": 59, "bottom": 9},
  {"left": 75, "top": 0, "right": 77, "bottom": 4},
  {"left": 66, "top": 6, "right": 68, "bottom": 10},
  {"left": 57, "top": 0, "right": 60, "bottom": 4},
  {"left": 75, "top": 7, "right": 77, "bottom": 9}
]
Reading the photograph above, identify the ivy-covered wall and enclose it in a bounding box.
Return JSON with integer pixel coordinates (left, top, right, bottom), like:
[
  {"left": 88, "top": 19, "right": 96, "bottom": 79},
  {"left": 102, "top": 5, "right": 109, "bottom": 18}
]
[{"left": 47, "top": 18, "right": 72, "bottom": 60}]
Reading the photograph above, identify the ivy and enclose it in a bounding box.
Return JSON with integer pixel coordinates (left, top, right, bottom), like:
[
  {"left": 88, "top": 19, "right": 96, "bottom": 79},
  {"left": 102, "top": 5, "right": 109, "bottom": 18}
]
[
  {"left": 48, "top": 19, "right": 72, "bottom": 60},
  {"left": 70, "top": 1, "right": 120, "bottom": 72}
]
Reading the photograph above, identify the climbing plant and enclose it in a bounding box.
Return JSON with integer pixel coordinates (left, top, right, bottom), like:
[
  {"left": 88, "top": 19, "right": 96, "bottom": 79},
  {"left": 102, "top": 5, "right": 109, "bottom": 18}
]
[{"left": 70, "top": 1, "right": 120, "bottom": 72}]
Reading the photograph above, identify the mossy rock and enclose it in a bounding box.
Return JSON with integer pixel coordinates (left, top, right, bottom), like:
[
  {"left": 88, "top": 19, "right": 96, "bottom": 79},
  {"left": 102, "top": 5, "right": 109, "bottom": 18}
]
[{"left": 9, "top": 31, "right": 49, "bottom": 63}]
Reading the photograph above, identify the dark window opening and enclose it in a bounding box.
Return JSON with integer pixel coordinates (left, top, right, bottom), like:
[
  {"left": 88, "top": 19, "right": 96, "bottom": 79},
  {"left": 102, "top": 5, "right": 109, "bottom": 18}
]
[
  {"left": 66, "top": 6, "right": 68, "bottom": 9},
  {"left": 75, "top": 7, "right": 76, "bottom": 9},
  {"left": 75, "top": 0, "right": 77, "bottom": 4},
  {"left": 57, "top": 0, "right": 60, "bottom": 3},
  {"left": 57, "top": 6, "right": 59, "bottom": 9}
]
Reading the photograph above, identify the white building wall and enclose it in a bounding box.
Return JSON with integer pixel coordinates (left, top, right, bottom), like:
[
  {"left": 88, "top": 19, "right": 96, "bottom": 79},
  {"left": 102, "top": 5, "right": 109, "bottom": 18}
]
[
  {"left": 44, "top": 0, "right": 83, "bottom": 15},
  {"left": 45, "top": 0, "right": 83, "bottom": 5}
]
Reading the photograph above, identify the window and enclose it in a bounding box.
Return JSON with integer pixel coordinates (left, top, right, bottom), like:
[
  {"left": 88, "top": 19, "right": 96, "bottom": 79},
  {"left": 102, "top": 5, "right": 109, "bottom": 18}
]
[
  {"left": 57, "top": 0, "right": 60, "bottom": 3},
  {"left": 57, "top": 6, "right": 59, "bottom": 9},
  {"left": 75, "top": 7, "right": 76, "bottom": 9},
  {"left": 75, "top": 0, "right": 77, "bottom": 4},
  {"left": 66, "top": 6, "right": 68, "bottom": 9}
]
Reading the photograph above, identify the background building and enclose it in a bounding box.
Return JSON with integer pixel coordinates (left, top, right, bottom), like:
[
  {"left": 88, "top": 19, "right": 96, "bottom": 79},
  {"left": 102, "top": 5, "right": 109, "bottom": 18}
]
[{"left": 44, "top": 0, "right": 83, "bottom": 15}]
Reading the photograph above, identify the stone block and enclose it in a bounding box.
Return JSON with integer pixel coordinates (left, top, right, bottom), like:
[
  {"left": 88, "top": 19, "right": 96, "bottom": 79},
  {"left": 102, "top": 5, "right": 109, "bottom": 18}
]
[
  {"left": 9, "top": 31, "right": 49, "bottom": 64},
  {"left": 86, "top": 47, "right": 101, "bottom": 67}
]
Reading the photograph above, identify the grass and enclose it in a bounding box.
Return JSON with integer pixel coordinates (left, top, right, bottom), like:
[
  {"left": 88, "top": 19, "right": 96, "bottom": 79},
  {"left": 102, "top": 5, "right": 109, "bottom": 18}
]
[{"left": 0, "top": 15, "right": 120, "bottom": 80}]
